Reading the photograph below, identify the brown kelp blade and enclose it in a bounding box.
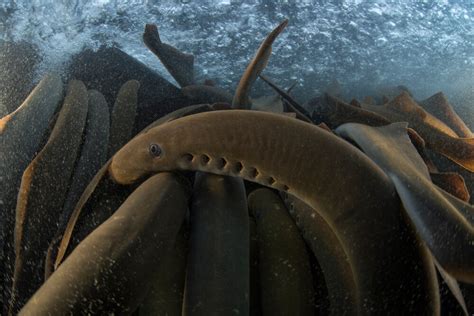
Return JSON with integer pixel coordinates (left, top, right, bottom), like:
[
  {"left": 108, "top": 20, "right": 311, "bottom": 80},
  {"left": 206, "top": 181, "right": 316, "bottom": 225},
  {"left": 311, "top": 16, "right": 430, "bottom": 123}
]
[
  {"left": 10, "top": 80, "right": 89, "bottom": 312},
  {"left": 54, "top": 104, "right": 215, "bottom": 269},
  {"left": 362, "top": 92, "right": 474, "bottom": 172},
  {"left": 0, "top": 74, "right": 63, "bottom": 309},
  {"left": 45, "top": 90, "right": 110, "bottom": 279},
  {"left": 181, "top": 85, "right": 233, "bottom": 105},
  {"left": 20, "top": 173, "right": 190, "bottom": 315},
  {"left": 280, "top": 193, "right": 358, "bottom": 315},
  {"left": 430, "top": 172, "right": 470, "bottom": 202},
  {"left": 143, "top": 24, "right": 194, "bottom": 87},
  {"left": 183, "top": 173, "right": 249, "bottom": 315},
  {"left": 336, "top": 122, "right": 474, "bottom": 283},
  {"left": 259, "top": 74, "right": 312, "bottom": 123},
  {"left": 232, "top": 19, "right": 288, "bottom": 109},
  {"left": 248, "top": 188, "right": 315, "bottom": 315},
  {"left": 420, "top": 92, "right": 473, "bottom": 138},
  {"left": 309, "top": 93, "right": 390, "bottom": 129},
  {"left": 108, "top": 80, "right": 139, "bottom": 157}
]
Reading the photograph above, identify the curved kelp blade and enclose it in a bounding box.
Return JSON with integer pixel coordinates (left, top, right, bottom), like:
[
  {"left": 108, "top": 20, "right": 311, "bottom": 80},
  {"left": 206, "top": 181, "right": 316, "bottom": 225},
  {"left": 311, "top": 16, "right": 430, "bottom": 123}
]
[
  {"left": 361, "top": 92, "right": 474, "bottom": 172},
  {"left": 336, "top": 122, "right": 474, "bottom": 284},
  {"left": 420, "top": 92, "right": 473, "bottom": 138},
  {"left": 280, "top": 193, "right": 358, "bottom": 314},
  {"left": 430, "top": 172, "right": 470, "bottom": 202},
  {"left": 143, "top": 24, "right": 194, "bottom": 87},
  {"left": 232, "top": 19, "right": 288, "bottom": 109},
  {"left": 19, "top": 173, "right": 190, "bottom": 315},
  {"left": 54, "top": 104, "right": 215, "bottom": 268},
  {"left": 10, "top": 80, "right": 89, "bottom": 313},
  {"left": 183, "top": 173, "right": 249, "bottom": 315},
  {"left": 108, "top": 80, "right": 139, "bottom": 158},
  {"left": 0, "top": 73, "right": 63, "bottom": 308},
  {"left": 309, "top": 93, "right": 390, "bottom": 129},
  {"left": 259, "top": 74, "right": 312, "bottom": 123},
  {"left": 45, "top": 90, "right": 110, "bottom": 278},
  {"left": 109, "top": 109, "right": 438, "bottom": 313},
  {"left": 138, "top": 225, "right": 187, "bottom": 315},
  {"left": 248, "top": 216, "right": 261, "bottom": 316},
  {"left": 248, "top": 188, "right": 315, "bottom": 315}
]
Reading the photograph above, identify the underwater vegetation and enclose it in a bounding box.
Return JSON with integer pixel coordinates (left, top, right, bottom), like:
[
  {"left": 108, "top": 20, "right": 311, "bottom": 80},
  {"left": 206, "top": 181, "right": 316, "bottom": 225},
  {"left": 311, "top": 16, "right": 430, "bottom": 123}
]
[{"left": 0, "top": 16, "right": 473, "bottom": 315}]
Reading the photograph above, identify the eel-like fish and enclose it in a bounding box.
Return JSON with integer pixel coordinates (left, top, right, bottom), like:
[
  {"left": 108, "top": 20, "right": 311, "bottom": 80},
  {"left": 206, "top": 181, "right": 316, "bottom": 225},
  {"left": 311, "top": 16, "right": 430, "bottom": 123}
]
[
  {"left": 183, "top": 173, "right": 249, "bottom": 315},
  {"left": 420, "top": 92, "right": 473, "bottom": 138},
  {"left": 44, "top": 90, "right": 110, "bottom": 278},
  {"left": 138, "top": 225, "right": 187, "bottom": 315},
  {"left": 143, "top": 24, "right": 194, "bottom": 88},
  {"left": 9, "top": 81, "right": 89, "bottom": 312},
  {"left": 19, "top": 172, "right": 190, "bottom": 315},
  {"left": 361, "top": 91, "right": 474, "bottom": 172},
  {"left": 53, "top": 104, "right": 216, "bottom": 269},
  {"left": 0, "top": 74, "right": 63, "bottom": 308},
  {"left": 109, "top": 110, "right": 438, "bottom": 313},
  {"left": 248, "top": 188, "right": 315, "bottom": 315},
  {"left": 232, "top": 20, "right": 288, "bottom": 109},
  {"left": 108, "top": 80, "right": 139, "bottom": 157},
  {"left": 336, "top": 122, "right": 474, "bottom": 284}
]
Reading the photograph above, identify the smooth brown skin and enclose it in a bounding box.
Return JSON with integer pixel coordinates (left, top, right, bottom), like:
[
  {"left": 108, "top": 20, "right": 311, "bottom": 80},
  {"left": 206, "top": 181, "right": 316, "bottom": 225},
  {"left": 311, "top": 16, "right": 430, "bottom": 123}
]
[
  {"left": 110, "top": 110, "right": 437, "bottom": 313},
  {"left": 248, "top": 188, "right": 315, "bottom": 316},
  {"left": 336, "top": 122, "right": 474, "bottom": 283},
  {"left": 9, "top": 81, "right": 89, "bottom": 313},
  {"left": 183, "top": 173, "right": 249, "bottom": 315},
  {"left": 420, "top": 92, "right": 473, "bottom": 138},
  {"left": 108, "top": 80, "right": 139, "bottom": 157},
  {"left": 19, "top": 172, "right": 190, "bottom": 315},
  {"left": 232, "top": 20, "right": 288, "bottom": 109},
  {"left": 143, "top": 24, "right": 194, "bottom": 87},
  {"left": 280, "top": 193, "right": 358, "bottom": 315},
  {"left": 54, "top": 104, "right": 215, "bottom": 269},
  {"left": 361, "top": 91, "right": 474, "bottom": 172},
  {"left": 0, "top": 74, "right": 63, "bottom": 309},
  {"left": 430, "top": 172, "right": 470, "bottom": 202}
]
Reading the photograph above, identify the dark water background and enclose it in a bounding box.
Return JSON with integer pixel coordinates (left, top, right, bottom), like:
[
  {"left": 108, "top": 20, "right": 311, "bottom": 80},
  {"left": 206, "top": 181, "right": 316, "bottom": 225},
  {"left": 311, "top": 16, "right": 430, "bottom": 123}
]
[{"left": 0, "top": 0, "right": 472, "bottom": 107}]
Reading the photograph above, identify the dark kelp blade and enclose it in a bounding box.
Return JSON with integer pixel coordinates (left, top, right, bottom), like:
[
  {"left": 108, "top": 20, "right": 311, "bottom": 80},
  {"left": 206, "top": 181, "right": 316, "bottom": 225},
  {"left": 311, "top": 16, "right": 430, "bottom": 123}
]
[
  {"left": 181, "top": 85, "right": 233, "bottom": 105},
  {"left": 143, "top": 24, "right": 194, "bottom": 88},
  {"left": 248, "top": 188, "right": 315, "bottom": 315},
  {"left": 54, "top": 103, "right": 215, "bottom": 269},
  {"left": 10, "top": 80, "right": 89, "bottom": 313},
  {"left": 45, "top": 90, "right": 110, "bottom": 278},
  {"left": 259, "top": 74, "right": 312, "bottom": 123},
  {"left": 19, "top": 172, "right": 190, "bottom": 315},
  {"left": 420, "top": 92, "right": 473, "bottom": 138},
  {"left": 430, "top": 172, "right": 470, "bottom": 202},
  {"left": 108, "top": 80, "right": 139, "bottom": 158},
  {"left": 279, "top": 193, "right": 358, "bottom": 315},
  {"left": 309, "top": 93, "right": 390, "bottom": 129},
  {"left": 232, "top": 19, "right": 288, "bottom": 109},
  {"left": 138, "top": 225, "right": 187, "bottom": 315},
  {"left": 183, "top": 173, "right": 249, "bottom": 315},
  {"left": 0, "top": 73, "right": 63, "bottom": 309},
  {"left": 336, "top": 122, "right": 474, "bottom": 283}
]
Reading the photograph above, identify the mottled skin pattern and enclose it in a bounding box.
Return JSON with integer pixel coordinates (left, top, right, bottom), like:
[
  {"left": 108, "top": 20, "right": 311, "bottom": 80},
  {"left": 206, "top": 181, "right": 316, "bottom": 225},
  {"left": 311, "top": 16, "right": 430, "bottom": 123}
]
[{"left": 110, "top": 110, "right": 438, "bottom": 314}]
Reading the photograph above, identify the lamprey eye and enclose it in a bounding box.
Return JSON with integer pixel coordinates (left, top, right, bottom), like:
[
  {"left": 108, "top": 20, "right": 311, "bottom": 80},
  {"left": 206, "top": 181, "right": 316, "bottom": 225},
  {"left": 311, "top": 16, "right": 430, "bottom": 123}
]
[{"left": 149, "top": 144, "right": 162, "bottom": 157}]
